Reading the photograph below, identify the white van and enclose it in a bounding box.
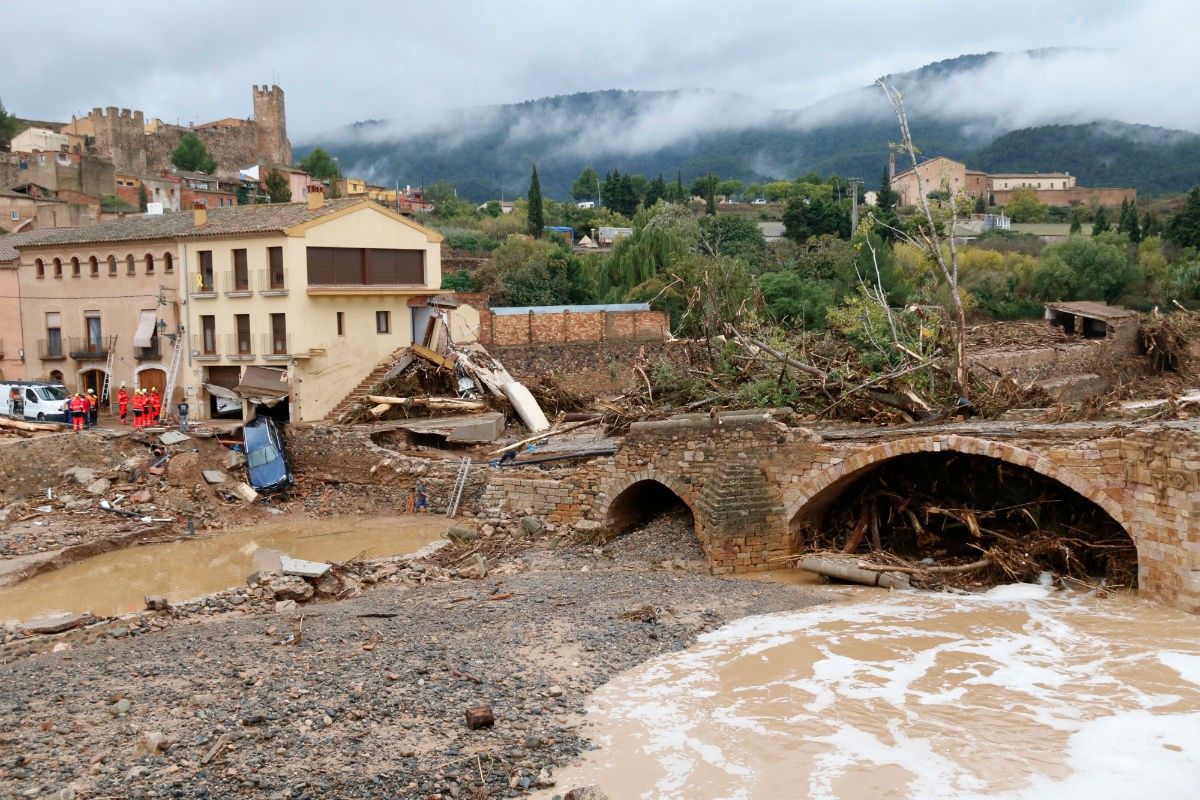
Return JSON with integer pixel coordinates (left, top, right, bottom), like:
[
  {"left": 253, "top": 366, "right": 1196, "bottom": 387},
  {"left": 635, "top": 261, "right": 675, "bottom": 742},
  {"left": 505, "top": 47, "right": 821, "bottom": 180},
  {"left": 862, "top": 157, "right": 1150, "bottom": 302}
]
[{"left": 0, "top": 381, "right": 71, "bottom": 423}]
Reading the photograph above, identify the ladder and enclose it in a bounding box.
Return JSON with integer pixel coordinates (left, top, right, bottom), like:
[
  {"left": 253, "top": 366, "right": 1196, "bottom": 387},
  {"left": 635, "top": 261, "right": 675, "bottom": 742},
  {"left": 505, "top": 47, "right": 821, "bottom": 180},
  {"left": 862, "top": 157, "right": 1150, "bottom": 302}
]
[
  {"left": 159, "top": 334, "right": 185, "bottom": 424},
  {"left": 446, "top": 457, "right": 471, "bottom": 518},
  {"left": 100, "top": 335, "right": 117, "bottom": 407}
]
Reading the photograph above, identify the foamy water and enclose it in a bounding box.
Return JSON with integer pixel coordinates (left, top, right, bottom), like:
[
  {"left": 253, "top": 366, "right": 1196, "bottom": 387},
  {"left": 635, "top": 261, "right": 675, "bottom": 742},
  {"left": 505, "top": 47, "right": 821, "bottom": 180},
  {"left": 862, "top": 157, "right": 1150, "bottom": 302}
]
[{"left": 546, "top": 586, "right": 1200, "bottom": 799}]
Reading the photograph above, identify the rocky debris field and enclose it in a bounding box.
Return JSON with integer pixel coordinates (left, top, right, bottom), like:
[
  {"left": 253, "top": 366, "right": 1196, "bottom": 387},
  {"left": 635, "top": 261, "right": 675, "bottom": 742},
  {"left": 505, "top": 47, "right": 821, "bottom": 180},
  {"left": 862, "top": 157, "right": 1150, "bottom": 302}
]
[
  {"left": 599, "top": 509, "right": 706, "bottom": 567},
  {"left": 0, "top": 560, "right": 825, "bottom": 799}
]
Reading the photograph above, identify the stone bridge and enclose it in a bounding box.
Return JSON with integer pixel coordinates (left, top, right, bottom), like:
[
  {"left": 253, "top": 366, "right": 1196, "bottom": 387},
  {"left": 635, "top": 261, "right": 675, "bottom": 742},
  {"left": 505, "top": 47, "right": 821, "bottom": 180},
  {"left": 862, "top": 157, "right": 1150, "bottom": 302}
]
[{"left": 473, "top": 410, "right": 1200, "bottom": 613}]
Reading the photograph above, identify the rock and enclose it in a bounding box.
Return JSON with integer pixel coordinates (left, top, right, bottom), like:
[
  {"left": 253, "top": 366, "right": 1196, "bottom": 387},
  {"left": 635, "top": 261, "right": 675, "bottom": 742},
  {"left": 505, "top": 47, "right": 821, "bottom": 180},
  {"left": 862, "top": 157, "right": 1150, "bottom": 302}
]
[
  {"left": 66, "top": 467, "right": 97, "bottom": 486},
  {"left": 227, "top": 451, "right": 245, "bottom": 469},
  {"left": 564, "top": 787, "right": 609, "bottom": 800},
  {"left": 201, "top": 470, "right": 228, "bottom": 484},
  {"left": 85, "top": 478, "right": 111, "bottom": 496},
  {"left": 274, "top": 599, "right": 296, "bottom": 613},
  {"left": 314, "top": 572, "right": 345, "bottom": 597},
  {"left": 447, "top": 527, "right": 479, "bottom": 543},
  {"left": 574, "top": 520, "right": 603, "bottom": 532},
  {"left": 65, "top": 499, "right": 92, "bottom": 511},
  {"left": 272, "top": 576, "right": 314, "bottom": 602},
  {"left": 548, "top": 685, "right": 563, "bottom": 697},
  {"left": 520, "top": 516, "right": 545, "bottom": 536},
  {"left": 458, "top": 553, "right": 489, "bottom": 580},
  {"left": 133, "top": 731, "right": 168, "bottom": 757},
  {"left": 464, "top": 705, "right": 495, "bottom": 729},
  {"left": 113, "top": 698, "right": 132, "bottom": 715},
  {"left": 280, "top": 555, "right": 331, "bottom": 578},
  {"left": 144, "top": 595, "right": 169, "bottom": 611},
  {"left": 23, "top": 612, "right": 89, "bottom": 635},
  {"left": 231, "top": 482, "right": 259, "bottom": 503},
  {"left": 108, "top": 626, "right": 129, "bottom": 639}
]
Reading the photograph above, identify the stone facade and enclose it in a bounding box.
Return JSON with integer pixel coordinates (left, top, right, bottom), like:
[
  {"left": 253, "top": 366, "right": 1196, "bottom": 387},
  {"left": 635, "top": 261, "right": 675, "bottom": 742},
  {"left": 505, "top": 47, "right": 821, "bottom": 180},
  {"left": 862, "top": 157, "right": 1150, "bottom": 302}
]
[
  {"left": 479, "top": 307, "right": 669, "bottom": 347},
  {"left": 489, "top": 340, "right": 675, "bottom": 396},
  {"left": 991, "top": 187, "right": 1137, "bottom": 208}
]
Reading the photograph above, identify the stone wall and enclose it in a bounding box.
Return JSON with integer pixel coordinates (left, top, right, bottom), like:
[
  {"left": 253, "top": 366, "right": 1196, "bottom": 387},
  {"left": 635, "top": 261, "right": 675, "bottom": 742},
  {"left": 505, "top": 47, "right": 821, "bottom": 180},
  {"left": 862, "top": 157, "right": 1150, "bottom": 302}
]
[
  {"left": 479, "top": 308, "right": 669, "bottom": 347},
  {"left": 992, "top": 187, "right": 1136, "bottom": 208},
  {"left": 490, "top": 341, "right": 673, "bottom": 396},
  {"left": 970, "top": 317, "right": 1140, "bottom": 382}
]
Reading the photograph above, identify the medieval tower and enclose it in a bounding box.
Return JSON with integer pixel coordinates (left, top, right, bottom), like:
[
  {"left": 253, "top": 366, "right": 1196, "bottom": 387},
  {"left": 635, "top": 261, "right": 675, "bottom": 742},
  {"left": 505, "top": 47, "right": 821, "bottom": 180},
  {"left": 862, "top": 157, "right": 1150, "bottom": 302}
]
[{"left": 252, "top": 85, "right": 291, "bottom": 166}]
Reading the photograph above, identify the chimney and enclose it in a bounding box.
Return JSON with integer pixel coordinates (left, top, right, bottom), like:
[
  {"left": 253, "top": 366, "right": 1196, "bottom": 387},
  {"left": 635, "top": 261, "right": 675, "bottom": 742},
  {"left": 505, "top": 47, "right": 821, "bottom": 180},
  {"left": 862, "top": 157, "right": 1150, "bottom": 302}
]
[
  {"left": 307, "top": 183, "right": 325, "bottom": 210},
  {"left": 192, "top": 200, "right": 207, "bottom": 227}
]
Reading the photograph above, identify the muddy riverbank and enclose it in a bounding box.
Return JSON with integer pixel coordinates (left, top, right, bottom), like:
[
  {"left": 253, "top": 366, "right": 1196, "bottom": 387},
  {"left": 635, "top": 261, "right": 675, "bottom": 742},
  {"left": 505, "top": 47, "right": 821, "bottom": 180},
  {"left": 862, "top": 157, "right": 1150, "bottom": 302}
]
[{"left": 0, "top": 555, "right": 826, "bottom": 799}]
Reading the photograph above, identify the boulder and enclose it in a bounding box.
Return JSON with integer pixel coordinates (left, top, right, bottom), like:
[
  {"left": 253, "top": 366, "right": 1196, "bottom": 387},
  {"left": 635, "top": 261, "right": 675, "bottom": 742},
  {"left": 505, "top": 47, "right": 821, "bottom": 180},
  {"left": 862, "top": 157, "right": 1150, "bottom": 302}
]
[
  {"left": 520, "top": 516, "right": 545, "bottom": 536},
  {"left": 23, "top": 612, "right": 89, "bottom": 635},
  {"left": 132, "top": 731, "right": 169, "bottom": 757},
  {"left": 565, "top": 788, "right": 610, "bottom": 800},
  {"left": 66, "top": 467, "right": 97, "bottom": 486},
  {"left": 447, "top": 527, "right": 479, "bottom": 543},
  {"left": 271, "top": 576, "right": 314, "bottom": 602},
  {"left": 574, "top": 520, "right": 604, "bottom": 532},
  {"left": 458, "top": 553, "right": 489, "bottom": 579},
  {"left": 85, "top": 478, "right": 111, "bottom": 496}
]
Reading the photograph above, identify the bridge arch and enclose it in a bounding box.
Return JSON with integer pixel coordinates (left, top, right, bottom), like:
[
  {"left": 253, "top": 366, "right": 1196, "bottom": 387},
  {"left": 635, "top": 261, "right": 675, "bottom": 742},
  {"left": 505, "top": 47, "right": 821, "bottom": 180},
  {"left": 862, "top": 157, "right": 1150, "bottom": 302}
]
[
  {"left": 789, "top": 436, "right": 1128, "bottom": 529},
  {"left": 599, "top": 472, "right": 698, "bottom": 533}
]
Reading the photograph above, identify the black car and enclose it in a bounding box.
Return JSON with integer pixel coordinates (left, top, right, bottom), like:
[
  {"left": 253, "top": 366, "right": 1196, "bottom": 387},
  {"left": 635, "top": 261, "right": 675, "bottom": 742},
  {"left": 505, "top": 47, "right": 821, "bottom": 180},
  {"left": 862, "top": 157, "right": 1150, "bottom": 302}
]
[{"left": 243, "top": 416, "right": 293, "bottom": 494}]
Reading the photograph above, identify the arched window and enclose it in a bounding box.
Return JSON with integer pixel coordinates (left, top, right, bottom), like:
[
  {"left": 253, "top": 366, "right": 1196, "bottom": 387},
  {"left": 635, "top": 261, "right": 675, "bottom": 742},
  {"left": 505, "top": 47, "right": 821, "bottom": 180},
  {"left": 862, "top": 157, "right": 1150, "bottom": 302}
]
[
  {"left": 53, "top": 258, "right": 62, "bottom": 278},
  {"left": 71, "top": 257, "right": 80, "bottom": 277},
  {"left": 49, "top": 370, "right": 63, "bottom": 383},
  {"left": 89, "top": 256, "right": 99, "bottom": 277},
  {"left": 145, "top": 254, "right": 155, "bottom": 275},
  {"left": 107, "top": 255, "right": 117, "bottom": 276},
  {"left": 163, "top": 253, "right": 174, "bottom": 273},
  {"left": 126, "top": 254, "right": 135, "bottom": 275},
  {"left": 35, "top": 258, "right": 45, "bottom": 279}
]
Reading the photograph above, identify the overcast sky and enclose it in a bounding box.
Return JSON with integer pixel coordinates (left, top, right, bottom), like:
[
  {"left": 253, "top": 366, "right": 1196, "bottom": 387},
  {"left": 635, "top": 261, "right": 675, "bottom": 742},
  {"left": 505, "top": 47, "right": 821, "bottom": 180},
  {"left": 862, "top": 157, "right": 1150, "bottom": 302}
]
[{"left": 3, "top": 0, "right": 1194, "bottom": 139}]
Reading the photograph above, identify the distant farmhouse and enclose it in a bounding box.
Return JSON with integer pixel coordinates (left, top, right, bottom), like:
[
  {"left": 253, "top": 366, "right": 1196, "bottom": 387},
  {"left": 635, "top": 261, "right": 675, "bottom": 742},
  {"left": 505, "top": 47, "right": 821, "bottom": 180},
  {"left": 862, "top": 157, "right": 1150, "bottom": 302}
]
[{"left": 887, "top": 155, "right": 1135, "bottom": 208}]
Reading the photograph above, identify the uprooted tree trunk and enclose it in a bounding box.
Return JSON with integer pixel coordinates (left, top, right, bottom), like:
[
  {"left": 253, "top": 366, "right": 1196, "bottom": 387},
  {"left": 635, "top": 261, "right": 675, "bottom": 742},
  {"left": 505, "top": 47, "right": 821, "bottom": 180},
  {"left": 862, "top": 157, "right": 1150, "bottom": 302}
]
[{"left": 876, "top": 76, "right": 970, "bottom": 402}]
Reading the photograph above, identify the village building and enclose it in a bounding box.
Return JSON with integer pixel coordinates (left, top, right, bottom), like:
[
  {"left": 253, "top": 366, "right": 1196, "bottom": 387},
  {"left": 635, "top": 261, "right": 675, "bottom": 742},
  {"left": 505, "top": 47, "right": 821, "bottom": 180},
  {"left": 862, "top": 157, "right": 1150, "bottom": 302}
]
[
  {"left": 9, "top": 188, "right": 444, "bottom": 421},
  {"left": 889, "top": 156, "right": 1135, "bottom": 208}
]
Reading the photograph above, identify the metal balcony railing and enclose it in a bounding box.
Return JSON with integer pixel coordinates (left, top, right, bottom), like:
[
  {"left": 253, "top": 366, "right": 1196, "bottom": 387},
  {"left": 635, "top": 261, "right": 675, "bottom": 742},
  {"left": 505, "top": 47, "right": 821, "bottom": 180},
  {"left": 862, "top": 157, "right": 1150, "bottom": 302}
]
[
  {"left": 256, "top": 267, "right": 287, "bottom": 293},
  {"left": 192, "top": 333, "right": 220, "bottom": 358},
  {"left": 69, "top": 335, "right": 112, "bottom": 360},
  {"left": 223, "top": 270, "right": 253, "bottom": 294},
  {"left": 134, "top": 341, "right": 161, "bottom": 360},
  {"left": 225, "top": 333, "right": 255, "bottom": 358},
  {"left": 191, "top": 272, "right": 217, "bottom": 295},
  {"left": 38, "top": 338, "right": 65, "bottom": 360},
  {"left": 260, "top": 333, "right": 291, "bottom": 358}
]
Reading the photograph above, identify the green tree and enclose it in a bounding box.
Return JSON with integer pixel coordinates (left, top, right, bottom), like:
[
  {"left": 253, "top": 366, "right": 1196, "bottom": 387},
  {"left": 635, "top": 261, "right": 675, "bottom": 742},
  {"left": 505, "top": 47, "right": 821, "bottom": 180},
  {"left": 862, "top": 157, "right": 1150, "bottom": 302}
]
[
  {"left": 1092, "top": 206, "right": 1112, "bottom": 235},
  {"left": 783, "top": 196, "right": 850, "bottom": 242},
  {"left": 1124, "top": 200, "right": 1141, "bottom": 243},
  {"left": 473, "top": 237, "right": 591, "bottom": 306},
  {"left": 1039, "top": 236, "right": 1139, "bottom": 303},
  {"left": 137, "top": 183, "right": 148, "bottom": 212},
  {"left": 672, "top": 171, "right": 685, "bottom": 203},
  {"left": 440, "top": 269, "right": 475, "bottom": 292},
  {"left": 0, "top": 98, "right": 17, "bottom": 151},
  {"left": 1167, "top": 187, "right": 1200, "bottom": 248},
  {"left": 705, "top": 173, "right": 717, "bottom": 216},
  {"left": 1005, "top": 188, "right": 1050, "bottom": 223},
  {"left": 263, "top": 169, "right": 292, "bottom": 203},
  {"left": 760, "top": 271, "right": 834, "bottom": 329},
  {"left": 299, "top": 147, "right": 341, "bottom": 180},
  {"left": 1143, "top": 211, "right": 1161, "bottom": 239},
  {"left": 1069, "top": 210, "right": 1082, "bottom": 235},
  {"left": 716, "top": 179, "right": 743, "bottom": 201},
  {"left": 170, "top": 132, "right": 218, "bottom": 173},
  {"left": 698, "top": 214, "right": 766, "bottom": 264},
  {"left": 571, "top": 167, "right": 600, "bottom": 202},
  {"left": 645, "top": 174, "right": 668, "bottom": 206},
  {"left": 236, "top": 182, "right": 251, "bottom": 206},
  {"left": 527, "top": 164, "right": 544, "bottom": 238},
  {"left": 973, "top": 195, "right": 986, "bottom": 214}
]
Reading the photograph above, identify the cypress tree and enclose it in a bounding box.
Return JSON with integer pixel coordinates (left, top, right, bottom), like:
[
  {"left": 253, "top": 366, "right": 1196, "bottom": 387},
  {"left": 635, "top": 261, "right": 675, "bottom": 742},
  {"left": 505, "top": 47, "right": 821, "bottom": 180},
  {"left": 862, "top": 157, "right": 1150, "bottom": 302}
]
[
  {"left": 1126, "top": 200, "right": 1141, "bottom": 243},
  {"left": 1118, "top": 198, "right": 1130, "bottom": 232},
  {"left": 705, "top": 173, "right": 717, "bottom": 216},
  {"left": 1092, "top": 206, "right": 1111, "bottom": 235},
  {"left": 877, "top": 164, "right": 895, "bottom": 213},
  {"left": 1069, "top": 210, "right": 1082, "bottom": 235},
  {"left": 526, "top": 164, "right": 544, "bottom": 238}
]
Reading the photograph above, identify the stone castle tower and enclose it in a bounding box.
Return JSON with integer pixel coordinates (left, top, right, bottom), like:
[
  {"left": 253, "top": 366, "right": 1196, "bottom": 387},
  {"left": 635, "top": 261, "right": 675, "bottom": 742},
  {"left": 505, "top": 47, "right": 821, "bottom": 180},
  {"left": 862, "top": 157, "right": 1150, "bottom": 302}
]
[
  {"left": 90, "top": 107, "right": 148, "bottom": 174},
  {"left": 252, "top": 85, "right": 291, "bottom": 166}
]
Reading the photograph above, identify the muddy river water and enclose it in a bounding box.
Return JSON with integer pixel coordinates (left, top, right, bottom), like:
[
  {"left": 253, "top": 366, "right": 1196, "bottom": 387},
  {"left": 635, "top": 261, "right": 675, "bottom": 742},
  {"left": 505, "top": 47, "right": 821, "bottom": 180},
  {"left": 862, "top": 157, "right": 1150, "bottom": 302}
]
[
  {"left": 542, "top": 583, "right": 1200, "bottom": 799},
  {"left": 0, "top": 515, "right": 447, "bottom": 623}
]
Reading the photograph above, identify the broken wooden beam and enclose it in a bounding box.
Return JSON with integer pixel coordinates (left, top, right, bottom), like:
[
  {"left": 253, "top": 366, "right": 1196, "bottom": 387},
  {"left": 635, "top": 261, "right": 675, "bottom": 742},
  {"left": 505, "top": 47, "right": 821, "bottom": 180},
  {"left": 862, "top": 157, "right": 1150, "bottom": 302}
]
[{"left": 412, "top": 343, "right": 457, "bottom": 370}]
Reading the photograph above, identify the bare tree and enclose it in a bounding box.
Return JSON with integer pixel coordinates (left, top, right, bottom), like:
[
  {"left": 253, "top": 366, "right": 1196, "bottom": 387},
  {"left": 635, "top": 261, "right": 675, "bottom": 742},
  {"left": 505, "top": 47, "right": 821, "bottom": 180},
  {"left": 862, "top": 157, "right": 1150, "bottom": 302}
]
[{"left": 875, "top": 76, "right": 970, "bottom": 400}]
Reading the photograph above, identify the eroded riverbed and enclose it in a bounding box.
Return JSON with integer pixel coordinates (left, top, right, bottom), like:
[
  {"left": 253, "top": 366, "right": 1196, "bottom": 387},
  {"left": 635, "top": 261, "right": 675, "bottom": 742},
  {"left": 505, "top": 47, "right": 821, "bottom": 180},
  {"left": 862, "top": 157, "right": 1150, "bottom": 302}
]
[
  {"left": 544, "top": 583, "right": 1200, "bottom": 799},
  {"left": 0, "top": 514, "right": 447, "bottom": 622}
]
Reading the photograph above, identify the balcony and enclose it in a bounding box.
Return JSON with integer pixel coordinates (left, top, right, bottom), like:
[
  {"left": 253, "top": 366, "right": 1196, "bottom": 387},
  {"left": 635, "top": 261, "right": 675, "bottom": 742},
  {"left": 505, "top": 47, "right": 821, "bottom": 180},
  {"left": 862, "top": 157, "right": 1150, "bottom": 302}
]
[
  {"left": 134, "top": 341, "right": 162, "bottom": 360},
  {"left": 190, "top": 273, "right": 217, "bottom": 298},
  {"left": 260, "top": 333, "right": 291, "bottom": 361},
  {"left": 222, "top": 270, "right": 253, "bottom": 297},
  {"left": 256, "top": 267, "right": 288, "bottom": 296},
  {"left": 191, "top": 334, "right": 220, "bottom": 361},
  {"left": 69, "top": 336, "right": 112, "bottom": 361},
  {"left": 38, "top": 338, "right": 65, "bottom": 361},
  {"left": 225, "top": 333, "right": 255, "bottom": 361}
]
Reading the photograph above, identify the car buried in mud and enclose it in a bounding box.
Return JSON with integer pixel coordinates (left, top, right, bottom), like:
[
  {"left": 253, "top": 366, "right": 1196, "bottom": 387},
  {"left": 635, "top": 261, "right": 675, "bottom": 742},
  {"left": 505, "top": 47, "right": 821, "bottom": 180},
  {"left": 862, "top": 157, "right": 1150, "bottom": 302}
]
[{"left": 243, "top": 416, "right": 293, "bottom": 494}]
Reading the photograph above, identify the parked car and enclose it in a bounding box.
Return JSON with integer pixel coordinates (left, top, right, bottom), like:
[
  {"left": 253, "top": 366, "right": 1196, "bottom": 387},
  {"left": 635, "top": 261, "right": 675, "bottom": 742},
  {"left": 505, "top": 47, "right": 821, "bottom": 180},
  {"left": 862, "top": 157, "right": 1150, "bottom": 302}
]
[
  {"left": 751, "top": 198, "right": 768, "bottom": 205},
  {"left": 0, "top": 381, "right": 70, "bottom": 422},
  {"left": 243, "top": 416, "right": 293, "bottom": 493}
]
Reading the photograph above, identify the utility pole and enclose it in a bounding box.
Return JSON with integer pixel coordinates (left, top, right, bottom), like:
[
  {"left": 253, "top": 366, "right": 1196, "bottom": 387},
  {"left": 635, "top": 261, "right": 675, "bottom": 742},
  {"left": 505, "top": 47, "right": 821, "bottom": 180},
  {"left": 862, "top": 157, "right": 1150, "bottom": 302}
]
[{"left": 847, "top": 177, "right": 863, "bottom": 232}]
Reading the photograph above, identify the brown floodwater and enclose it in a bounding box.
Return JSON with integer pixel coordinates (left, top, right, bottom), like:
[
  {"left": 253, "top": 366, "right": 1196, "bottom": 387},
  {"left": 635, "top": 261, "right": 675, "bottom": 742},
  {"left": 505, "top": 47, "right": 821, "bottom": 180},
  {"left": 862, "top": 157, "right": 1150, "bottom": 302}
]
[
  {"left": 540, "top": 583, "right": 1200, "bottom": 799},
  {"left": 0, "top": 515, "right": 448, "bottom": 623}
]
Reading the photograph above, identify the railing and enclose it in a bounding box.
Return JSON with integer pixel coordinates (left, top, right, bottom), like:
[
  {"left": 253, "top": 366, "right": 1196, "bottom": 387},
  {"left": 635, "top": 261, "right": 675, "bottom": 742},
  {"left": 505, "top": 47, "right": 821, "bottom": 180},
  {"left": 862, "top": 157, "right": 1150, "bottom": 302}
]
[
  {"left": 225, "top": 333, "right": 255, "bottom": 358},
  {"left": 256, "top": 267, "right": 287, "bottom": 293},
  {"left": 223, "top": 270, "right": 252, "bottom": 294},
  {"left": 191, "top": 272, "right": 217, "bottom": 295},
  {"left": 191, "top": 334, "right": 220, "bottom": 358},
  {"left": 69, "top": 336, "right": 111, "bottom": 360},
  {"left": 260, "top": 333, "right": 291, "bottom": 358},
  {"left": 134, "top": 341, "right": 161, "bottom": 360},
  {"left": 38, "top": 338, "right": 65, "bottom": 360}
]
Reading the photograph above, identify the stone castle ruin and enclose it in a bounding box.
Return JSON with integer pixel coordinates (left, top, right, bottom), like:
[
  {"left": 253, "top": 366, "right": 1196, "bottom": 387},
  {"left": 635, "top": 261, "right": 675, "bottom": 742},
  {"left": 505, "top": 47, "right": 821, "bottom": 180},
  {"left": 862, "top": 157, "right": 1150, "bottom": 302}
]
[{"left": 66, "top": 85, "right": 291, "bottom": 178}]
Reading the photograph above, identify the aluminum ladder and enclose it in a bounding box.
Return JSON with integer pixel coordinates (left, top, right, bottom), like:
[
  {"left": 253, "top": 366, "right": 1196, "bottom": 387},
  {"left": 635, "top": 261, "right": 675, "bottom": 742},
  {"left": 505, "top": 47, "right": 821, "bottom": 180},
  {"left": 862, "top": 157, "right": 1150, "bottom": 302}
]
[
  {"left": 446, "top": 457, "right": 471, "bottom": 518},
  {"left": 99, "top": 335, "right": 117, "bottom": 406},
  {"left": 158, "top": 333, "right": 185, "bottom": 424}
]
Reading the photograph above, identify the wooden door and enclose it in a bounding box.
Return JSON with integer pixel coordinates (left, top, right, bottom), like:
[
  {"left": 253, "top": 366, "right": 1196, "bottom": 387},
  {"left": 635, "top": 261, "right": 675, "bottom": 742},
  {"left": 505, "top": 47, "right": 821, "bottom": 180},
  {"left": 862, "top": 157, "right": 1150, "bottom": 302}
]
[
  {"left": 138, "top": 368, "right": 166, "bottom": 394},
  {"left": 81, "top": 370, "right": 103, "bottom": 396}
]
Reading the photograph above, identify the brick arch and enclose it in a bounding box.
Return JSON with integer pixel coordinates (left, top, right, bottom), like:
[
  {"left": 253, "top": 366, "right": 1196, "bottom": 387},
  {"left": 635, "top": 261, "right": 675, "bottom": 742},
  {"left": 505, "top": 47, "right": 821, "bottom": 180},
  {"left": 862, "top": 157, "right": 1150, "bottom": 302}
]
[
  {"left": 788, "top": 436, "right": 1130, "bottom": 536},
  {"left": 598, "top": 470, "right": 698, "bottom": 527}
]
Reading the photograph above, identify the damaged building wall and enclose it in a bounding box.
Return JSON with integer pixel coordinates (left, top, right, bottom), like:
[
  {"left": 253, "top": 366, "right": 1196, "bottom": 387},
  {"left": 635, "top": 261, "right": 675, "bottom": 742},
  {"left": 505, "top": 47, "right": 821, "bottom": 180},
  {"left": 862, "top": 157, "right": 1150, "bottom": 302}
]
[
  {"left": 477, "top": 307, "right": 669, "bottom": 347},
  {"left": 489, "top": 341, "right": 675, "bottom": 396}
]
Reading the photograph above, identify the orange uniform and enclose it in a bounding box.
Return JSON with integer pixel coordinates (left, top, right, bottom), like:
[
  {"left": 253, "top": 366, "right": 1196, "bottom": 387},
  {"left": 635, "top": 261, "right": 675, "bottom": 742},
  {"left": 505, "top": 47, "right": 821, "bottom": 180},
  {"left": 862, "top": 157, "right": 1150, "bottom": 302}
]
[
  {"left": 117, "top": 388, "right": 129, "bottom": 424},
  {"left": 132, "top": 391, "right": 145, "bottom": 428},
  {"left": 69, "top": 394, "right": 87, "bottom": 431}
]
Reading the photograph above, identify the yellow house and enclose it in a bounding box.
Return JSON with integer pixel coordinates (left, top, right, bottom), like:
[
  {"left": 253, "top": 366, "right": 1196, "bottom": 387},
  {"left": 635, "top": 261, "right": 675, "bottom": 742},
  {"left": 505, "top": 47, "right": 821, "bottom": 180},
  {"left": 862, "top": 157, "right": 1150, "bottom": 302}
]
[
  {"left": 333, "top": 177, "right": 368, "bottom": 196},
  {"left": 12, "top": 189, "right": 443, "bottom": 422}
]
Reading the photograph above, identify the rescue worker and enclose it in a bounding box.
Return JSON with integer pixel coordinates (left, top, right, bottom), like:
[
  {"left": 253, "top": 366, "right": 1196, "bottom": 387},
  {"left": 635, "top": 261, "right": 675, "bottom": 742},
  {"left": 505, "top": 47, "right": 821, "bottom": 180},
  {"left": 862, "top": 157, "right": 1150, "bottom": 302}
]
[
  {"left": 69, "top": 392, "right": 87, "bottom": 432},
  {"left": 148, "top": 387, "right": 161, "bottom": 425},
  {"left": 117, "top": 383, "right": 129, "bottom": 425},
  {"left": 86, "top": 388, "right": 98, "bottom": 428},
  {"left": 132, "top": 388, "right": 144, "bottom": 429}
]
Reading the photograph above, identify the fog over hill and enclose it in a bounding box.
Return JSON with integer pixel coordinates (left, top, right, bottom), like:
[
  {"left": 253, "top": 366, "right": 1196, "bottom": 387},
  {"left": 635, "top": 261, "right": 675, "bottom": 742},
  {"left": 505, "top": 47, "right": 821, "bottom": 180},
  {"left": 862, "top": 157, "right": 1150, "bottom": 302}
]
[{"left": 302, "top": 50, "right": 1200, "bottom": 201}]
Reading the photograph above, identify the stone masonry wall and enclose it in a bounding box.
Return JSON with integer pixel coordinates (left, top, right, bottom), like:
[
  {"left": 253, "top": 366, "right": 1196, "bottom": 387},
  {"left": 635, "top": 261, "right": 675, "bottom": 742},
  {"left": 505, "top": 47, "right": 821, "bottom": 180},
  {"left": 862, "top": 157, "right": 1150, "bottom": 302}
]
[
  {"left": 489, "top": 341, "right": 671, "bottom": 397},
  {"left": 970, "top": 318, "right": 1140, "bottom": 382},
  {"left": 479, "top": 308, "right": 668, "bottom": 347}
]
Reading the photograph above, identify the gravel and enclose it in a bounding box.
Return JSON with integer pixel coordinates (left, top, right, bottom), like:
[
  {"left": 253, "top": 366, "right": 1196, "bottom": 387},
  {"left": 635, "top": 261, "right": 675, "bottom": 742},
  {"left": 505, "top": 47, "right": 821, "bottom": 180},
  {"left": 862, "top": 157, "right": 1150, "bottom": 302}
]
[{"left": 0, "top": 554, "right": 825, "bottom": 799}]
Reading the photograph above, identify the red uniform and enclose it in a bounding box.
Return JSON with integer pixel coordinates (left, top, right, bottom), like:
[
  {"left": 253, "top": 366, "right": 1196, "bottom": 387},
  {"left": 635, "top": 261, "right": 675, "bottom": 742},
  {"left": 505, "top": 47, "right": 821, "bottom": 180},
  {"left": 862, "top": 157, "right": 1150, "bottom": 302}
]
[
  {"left": 69, "top": 395, "right": 87, "bottom": 431},
  {"left": 132, "top": 392, "right": 145, "bottom": 428},
  {"left": 117, "top": 388, "right": 129, "bottom": 424},
  {"left": 149, "top": 390, "right": 161, "bottom": 423}
]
